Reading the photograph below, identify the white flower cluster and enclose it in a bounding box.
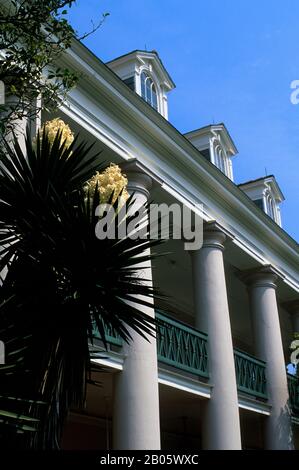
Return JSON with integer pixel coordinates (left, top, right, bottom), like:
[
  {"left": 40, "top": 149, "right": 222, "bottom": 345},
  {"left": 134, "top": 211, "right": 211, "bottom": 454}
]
[
  {"left": 41, "top": 118, "right": 74, "bottom": 148},
  {"left": 85, "top": 163, "right": 129, "bottom": 205}
]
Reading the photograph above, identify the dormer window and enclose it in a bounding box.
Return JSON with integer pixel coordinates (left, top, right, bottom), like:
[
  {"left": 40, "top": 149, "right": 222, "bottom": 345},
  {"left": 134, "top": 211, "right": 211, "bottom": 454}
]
[
  {"left": 141, "top": 72, "right": 158, "bottom": 110},
  {"left": 265, "top": 190, "right": 280, "bottom": 223},
  {"left": 239, "top": 176, "right": 284, "bottom": 227},
  {"left": 106, "top": 50, "right": 175, "bottom": 120},
  {"left": 214, "top": 145, "right": 228, "bottom": 175},
  {"left": 253, "top": 198, "right": 264, "bottom": 210},
  {"left": 184, "top": 124, "right": 237, "bottom": 181}
]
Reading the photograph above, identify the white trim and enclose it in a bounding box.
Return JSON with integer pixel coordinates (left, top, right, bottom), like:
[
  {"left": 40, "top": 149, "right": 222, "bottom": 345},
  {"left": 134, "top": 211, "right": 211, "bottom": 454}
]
[
  {"left": 61, "top": 94, "right": 299, "bottom": 290},
  {"left": 91, "top": 352, "right": 272, "bottom": 417},
  {"left": 238, "top": 394, "right": 271, "bottom": 416},
  {"left": 91, "top": 355, "right": 124, "bottom": 371},
  {"left": 138, "top": 65, "right": 166, "bottom": 117},
  {"left": 161, "top": 182, "right": 209, "bottom": 221},
  {"left": 106, "top": 50, "right": 175, "bottom": 90},
  {"left": 61, "top": 95, "right": 299, "bottom": 291},
  {"left": 53, "top": 40, "right": 299, "bottom": 291},
  {"left": 185, "top": 124, "right": 238, "bottom": 156},
  {"left": 158, "top": 368, "right": 212, "bottom": 398},
  {"left": 60, "top": 101, "right": 134, "bottom": 161},
  {"left": 238, "top": 403, "right": 270, "bottom": 416},
  {"left": 232, "top": 237, "right": 267, "bottom": 264}
]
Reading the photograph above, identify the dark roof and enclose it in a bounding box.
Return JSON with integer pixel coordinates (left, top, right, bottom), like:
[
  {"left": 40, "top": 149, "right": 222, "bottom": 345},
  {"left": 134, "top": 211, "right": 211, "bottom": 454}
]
[
  {"left": 238, "top": 175, "right": 275, "bottom": 187},
  {"left": 238, "top": 175, "right": 285, "bottom": 201}
]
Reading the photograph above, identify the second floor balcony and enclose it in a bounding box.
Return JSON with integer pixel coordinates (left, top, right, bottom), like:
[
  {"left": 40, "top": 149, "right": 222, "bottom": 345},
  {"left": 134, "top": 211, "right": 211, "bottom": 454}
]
[{"left": 92, "top": 312, "right": 299, "bottom": 417}]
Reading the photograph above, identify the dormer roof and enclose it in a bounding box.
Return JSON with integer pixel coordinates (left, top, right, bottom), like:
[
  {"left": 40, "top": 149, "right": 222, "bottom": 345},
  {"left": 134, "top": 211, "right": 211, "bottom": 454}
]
[
  {"left": 106, "top": 50, "right": 175, "bottom": 91},
  {"left": 184, "top": 123, "right": 238, "bottom": 156},
  {"left": 238, "top": 175, "right": 285, "bottom": 202}
]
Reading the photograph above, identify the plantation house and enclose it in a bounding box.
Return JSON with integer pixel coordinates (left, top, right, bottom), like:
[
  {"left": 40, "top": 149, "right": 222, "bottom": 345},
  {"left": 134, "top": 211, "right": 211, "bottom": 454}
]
[{"left": 19, "top": 43, "right": 299, "bottom": 450}]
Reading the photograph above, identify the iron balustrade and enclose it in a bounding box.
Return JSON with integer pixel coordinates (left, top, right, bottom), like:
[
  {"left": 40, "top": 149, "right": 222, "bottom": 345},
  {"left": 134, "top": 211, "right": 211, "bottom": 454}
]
[
  {"left": 234, "top": 349, "right": 267, "bottom": 399},
  {"left": 92, "top": 321, "right": 122, "bottom": 347},
  {"left": 92, "top": 316, "right": 299, "bottom": 418},
  {"left": 156, "top": 311, "right": 209, "bottom": 378},
  {"left": 91, "top": 312, "right": 289, "bottom": 404}
]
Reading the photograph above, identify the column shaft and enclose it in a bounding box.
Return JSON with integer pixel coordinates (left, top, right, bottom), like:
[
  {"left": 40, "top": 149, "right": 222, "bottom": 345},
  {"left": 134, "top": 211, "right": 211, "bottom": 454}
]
[
  {"left": 113, "top": 167, "right": 160, "bottom": 450},
  {"left": 191, "top": 225, "right": 241, "bottom": 450},
  {"left": 247, "top": 269, "right": 294, "bottom": 449}
]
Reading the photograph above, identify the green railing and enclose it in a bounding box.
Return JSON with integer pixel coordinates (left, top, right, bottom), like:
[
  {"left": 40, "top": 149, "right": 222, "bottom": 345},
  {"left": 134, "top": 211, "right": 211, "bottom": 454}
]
[
  {"left": 92, "top": 314, "right": 275, "bottom": 403},
  {"left": 92, "top": 321, "right": 122, "bottom": 347},
  {"left": 156, "top": 312, "right": 209, "bottom": 378},
  {"left": 287, "top": 374, "right": 299, "bottom": 415},
  {"left": 234, "top": 349, "right": 267, "bottom": 399},
  {"left": 91, "top": 316, "right": 299, "bottom": 414}
]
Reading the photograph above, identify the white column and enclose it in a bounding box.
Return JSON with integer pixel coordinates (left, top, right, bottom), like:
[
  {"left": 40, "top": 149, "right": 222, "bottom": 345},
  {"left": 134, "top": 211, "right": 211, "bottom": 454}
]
[
  {"left": 113, "top": 162, "right": 160, "bottom": 450},
  {"left": 29, "top": 95, "right": 42, "bottom": 140},
  {"left": 5, "top": 96, "right": 41, "bottom": 153},
  {"left": 245, "top": 267, "right": 294, "bottom": 450},
  {"left": 6, "top": 115, "right": 27, "bottom": 153},
  {"left": 191, "top": 222, "right": 242, "bottom": 450}
]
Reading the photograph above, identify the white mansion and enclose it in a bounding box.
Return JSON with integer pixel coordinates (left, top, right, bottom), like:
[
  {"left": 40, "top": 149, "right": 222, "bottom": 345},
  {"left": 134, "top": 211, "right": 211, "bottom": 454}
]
[{"left": 36, "top": 43, "right": 299, "bottom": 450}]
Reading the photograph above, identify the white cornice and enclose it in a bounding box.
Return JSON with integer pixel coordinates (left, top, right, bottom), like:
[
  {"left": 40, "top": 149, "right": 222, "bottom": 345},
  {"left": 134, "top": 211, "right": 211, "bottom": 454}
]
[{"left": 56, "top": 39, "right": 299, "bottom": 288}]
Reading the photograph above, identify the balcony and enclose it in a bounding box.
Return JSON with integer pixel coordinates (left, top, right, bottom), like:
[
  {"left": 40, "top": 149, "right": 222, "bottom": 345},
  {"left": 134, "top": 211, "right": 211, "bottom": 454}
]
[
  {"left": 287, "top": 374, "right": 299, "bottom": 415},
  {"left": 156, "top": 311, "right": 209, "bottom": 378},
  {"left": 92, "top": 320, "right": 122, "bottom": 347},
  {"left": 93, "top": 312, "right": 299, "bottom": 412},
  {"left": 234, "top": 349, "right": 267, "bottom": 399}
]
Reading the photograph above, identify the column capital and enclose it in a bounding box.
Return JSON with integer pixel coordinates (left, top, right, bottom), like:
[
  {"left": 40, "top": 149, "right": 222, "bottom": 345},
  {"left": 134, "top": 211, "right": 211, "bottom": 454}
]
[
  {"left": 121, "top": 160, "right": 153, "bottom": 199},
  {"left": 239, "top": 265, "right": 282, "bottom": 289},
  {"left": 201, "top": 221, "right": 234, "bottom": 251},
  {"left": 121, "top": 159, "right": 163, "bottom": 196}
]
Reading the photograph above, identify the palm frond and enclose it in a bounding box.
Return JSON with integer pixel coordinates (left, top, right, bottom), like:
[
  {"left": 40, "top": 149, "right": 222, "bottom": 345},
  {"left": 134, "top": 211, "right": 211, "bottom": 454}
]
[{"left": 0, "top": 126, "right": 167, "bottom": 448}]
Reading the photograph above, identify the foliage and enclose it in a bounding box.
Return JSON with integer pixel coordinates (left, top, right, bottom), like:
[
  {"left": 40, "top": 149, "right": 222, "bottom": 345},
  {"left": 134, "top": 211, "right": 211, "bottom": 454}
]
[
  {"left": 0, "top": 0, "right": 109, "bottom": 135},
  {"left": 0, "top": 127, "right": 163, "bottom": 448}
]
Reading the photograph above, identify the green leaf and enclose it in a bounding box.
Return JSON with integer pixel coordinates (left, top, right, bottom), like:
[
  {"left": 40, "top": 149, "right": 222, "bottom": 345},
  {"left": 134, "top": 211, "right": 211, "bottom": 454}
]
[
  {"left": 0, "top": 125, "right": 165, "bottom": 449},
  {"left": 0, "top": 410, "right": 39, "bottom": 422}
]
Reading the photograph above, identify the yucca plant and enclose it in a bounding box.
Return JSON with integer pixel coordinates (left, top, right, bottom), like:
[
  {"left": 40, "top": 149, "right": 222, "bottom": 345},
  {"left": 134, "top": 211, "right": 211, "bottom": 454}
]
[{"left": 0, "top": 126, "right": 164, "bottom": 448}]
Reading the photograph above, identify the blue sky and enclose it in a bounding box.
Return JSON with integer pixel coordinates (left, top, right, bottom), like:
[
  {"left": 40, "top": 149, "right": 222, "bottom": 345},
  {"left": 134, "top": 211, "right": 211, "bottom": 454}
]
[{"left": 67, "top": 0, "right": 299, "bottom": 241}]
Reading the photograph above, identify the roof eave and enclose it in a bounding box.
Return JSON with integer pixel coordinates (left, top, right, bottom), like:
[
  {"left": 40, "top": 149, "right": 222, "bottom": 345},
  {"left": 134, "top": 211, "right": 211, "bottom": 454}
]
[{"left": 61, "top": 38, "right": 299, "bottom": 261}]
